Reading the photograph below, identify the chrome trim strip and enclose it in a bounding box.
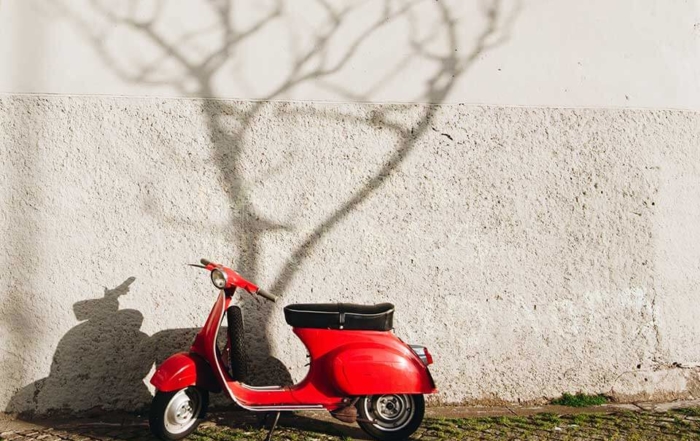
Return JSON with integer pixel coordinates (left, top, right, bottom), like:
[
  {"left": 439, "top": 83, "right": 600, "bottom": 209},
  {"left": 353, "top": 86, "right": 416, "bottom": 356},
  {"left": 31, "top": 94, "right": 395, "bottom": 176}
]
[
  {"left": 286, "top": 308, "right": 395, "bottom": 317},
  {"left": 246, "top": 405, "right": 325, "bottom": 411},
  {"left": 240, "top": 385, "right": 285, "bottom": 391},
  {"left": 344, "top": 310, "right": 395, "bottom": 317}
]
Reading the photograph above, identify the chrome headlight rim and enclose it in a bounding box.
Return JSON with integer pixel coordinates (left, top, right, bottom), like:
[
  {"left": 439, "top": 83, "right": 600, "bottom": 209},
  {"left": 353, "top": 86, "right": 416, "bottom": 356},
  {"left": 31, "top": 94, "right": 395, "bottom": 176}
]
[{"left": 211, "top": 268, "right": 228, "bottom": 289}]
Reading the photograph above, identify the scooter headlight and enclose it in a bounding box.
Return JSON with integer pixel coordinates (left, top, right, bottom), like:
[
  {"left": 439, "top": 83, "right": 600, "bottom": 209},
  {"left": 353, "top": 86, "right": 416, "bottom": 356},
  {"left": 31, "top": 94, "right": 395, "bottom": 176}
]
[{"left": 211, "top": 268, "right": 228, "bottom": 289}]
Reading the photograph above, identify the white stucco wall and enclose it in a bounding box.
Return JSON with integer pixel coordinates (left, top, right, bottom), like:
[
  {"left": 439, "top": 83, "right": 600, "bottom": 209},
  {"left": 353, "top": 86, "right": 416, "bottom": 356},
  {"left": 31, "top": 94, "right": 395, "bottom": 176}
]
[
  {"left": 1, "top": 0, "right": 700, "bottom": 415},
  {"left": 0, "top": 0, "right": 699, "bottom": 108},
  {"left": 2, "top": 96, "right": 700, "bottom": 414}
]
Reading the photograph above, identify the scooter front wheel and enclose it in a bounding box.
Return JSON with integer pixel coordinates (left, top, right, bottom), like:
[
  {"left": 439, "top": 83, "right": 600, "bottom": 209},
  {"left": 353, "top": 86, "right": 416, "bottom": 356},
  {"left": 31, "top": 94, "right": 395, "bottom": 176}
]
[
  {"left": 357, "top": 394, "right": 425, "bottom": 441},
  {"left": 149, "top": 387, "right": 209, "bottom": 440}
]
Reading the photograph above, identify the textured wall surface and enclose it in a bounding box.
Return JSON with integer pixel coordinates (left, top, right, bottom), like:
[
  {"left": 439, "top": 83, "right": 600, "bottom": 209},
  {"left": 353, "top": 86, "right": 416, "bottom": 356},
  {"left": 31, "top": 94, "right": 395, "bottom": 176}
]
[
  {"left": 1, "top": 0, "right": 699, "bottom": 109},
  {"left": 1, "top": 95, "right": 700, "bottom": 414}
]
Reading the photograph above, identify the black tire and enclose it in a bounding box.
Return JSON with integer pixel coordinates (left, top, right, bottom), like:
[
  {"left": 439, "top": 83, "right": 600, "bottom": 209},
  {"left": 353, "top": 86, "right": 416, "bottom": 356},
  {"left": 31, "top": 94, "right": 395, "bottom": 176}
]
[
  {"left": 226, "top": 306, "right": 248, "bottom": 381},
  {"left": 357, "top": 394, "right": 425, "bottom": 441},
  {"left": 149, "top": 387, "right": 209, "bottom": 440}
]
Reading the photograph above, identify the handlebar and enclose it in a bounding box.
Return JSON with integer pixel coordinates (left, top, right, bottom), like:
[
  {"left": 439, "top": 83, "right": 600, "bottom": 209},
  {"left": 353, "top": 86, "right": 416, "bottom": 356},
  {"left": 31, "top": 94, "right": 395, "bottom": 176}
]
[
  {"left": 199, "top": 258, "right": 277, "bottom": 302},
  {"left": 256, "top": 288, "right": 277, "bottom": 302}
]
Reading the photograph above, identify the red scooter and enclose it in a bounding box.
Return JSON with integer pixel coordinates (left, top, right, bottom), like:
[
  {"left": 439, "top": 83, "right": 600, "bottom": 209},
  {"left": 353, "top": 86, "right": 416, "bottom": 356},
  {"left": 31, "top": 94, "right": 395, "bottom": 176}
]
[{"left": 149, "top": 259, "right": 436, "bottom": 441}]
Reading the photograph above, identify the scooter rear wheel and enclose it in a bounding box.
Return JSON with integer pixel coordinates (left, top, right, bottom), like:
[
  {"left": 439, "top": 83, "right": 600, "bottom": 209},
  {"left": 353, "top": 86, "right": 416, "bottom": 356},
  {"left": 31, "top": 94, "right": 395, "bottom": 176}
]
[
  {"left": 357, "top": 394, "right": 424, "bottom": 441},
  {"left": 149, "top": 386, "right": 209, "bottom": 440}
]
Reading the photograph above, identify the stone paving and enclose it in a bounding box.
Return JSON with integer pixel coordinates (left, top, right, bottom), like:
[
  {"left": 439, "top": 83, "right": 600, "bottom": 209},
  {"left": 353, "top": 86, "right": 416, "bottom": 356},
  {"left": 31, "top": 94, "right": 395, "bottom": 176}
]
[{"left": 2, "top": 406, "right": 700, "bottom": 441}]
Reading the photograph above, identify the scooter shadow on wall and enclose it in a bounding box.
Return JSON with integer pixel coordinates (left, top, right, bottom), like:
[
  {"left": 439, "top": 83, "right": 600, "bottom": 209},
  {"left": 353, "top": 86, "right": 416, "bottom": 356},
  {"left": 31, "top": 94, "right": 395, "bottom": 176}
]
[{"left": 7, "top": 277, "right": 292, "bottom": 416}]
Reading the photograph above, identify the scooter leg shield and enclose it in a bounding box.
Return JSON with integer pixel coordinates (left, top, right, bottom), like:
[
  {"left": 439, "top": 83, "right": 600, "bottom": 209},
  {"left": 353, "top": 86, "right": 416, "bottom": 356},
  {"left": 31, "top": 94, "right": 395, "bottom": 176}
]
[{"left": 151, "top": 352, "right": 221, "bottom": 393}]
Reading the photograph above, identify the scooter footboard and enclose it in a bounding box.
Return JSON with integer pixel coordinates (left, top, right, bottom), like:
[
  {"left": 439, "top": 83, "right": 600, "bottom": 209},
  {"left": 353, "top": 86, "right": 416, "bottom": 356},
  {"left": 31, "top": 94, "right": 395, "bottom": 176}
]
[
  {"left": 151, "top": 352, "right": 221, "bottom": 393},
  {"left": 331, "top": 345, "right": 436, "bottom": 396}
]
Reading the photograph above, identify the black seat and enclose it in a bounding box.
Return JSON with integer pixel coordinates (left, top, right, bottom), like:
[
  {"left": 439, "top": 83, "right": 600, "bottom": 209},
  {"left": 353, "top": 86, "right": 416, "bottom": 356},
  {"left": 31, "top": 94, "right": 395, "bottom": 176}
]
[{"left": 284, "top": 303, "right": 394, "bottom": 331}]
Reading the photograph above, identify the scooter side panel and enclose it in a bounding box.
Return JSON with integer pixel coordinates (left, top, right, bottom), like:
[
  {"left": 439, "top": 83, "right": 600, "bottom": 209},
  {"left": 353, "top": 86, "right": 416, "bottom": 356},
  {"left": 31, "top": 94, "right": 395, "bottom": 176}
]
[
  {"left": 294, "top": 328, "right": 437, "bottom": 397},
  {"left": 151, "top": 352, "right": 221, "bottom": 393},
  {"left": 331, "top": 344, "right": 436, "bottom": 395}
]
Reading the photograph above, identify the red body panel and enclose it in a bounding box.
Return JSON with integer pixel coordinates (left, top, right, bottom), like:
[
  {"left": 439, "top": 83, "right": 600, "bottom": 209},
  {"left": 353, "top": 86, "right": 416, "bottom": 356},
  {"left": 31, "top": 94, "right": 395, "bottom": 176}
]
[
  {"left": 150, "top": 352, "right": 221, "bottom": 393},
  {"left": 296, "top": 328, "right": 436, "bottom": 396},
  {"left": 152, "top": 288, "right": 436, "bottom": 411}
]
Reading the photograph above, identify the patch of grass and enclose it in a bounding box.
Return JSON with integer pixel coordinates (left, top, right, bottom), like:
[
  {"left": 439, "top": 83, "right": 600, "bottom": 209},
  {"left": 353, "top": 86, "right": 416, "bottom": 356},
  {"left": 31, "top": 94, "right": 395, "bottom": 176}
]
[
  {"left": 538, "top": 412, "right": 562, "bottom": 423},
  {"left": 627, "top": 433, "right": 643, "bottom": 441},
  {"left": 437, "top": 425, "right": 462, "bottom": 436},
  {"left": 425, "top": 417, "right": 456, "bottom": 431},
  {"left": 551, "top": 392, "right": 609, "bottom": 407},
  {"left": 454, "top": 417, "right": 493, "bottom": 431},
  {"left": 531, "top": 412, "right": 562, "bottom": 429},
  {"left": 194, "top": 428, "right": 250, "bottom": 441},
  {"left": 507, "top": 416, "right": 529, "bottom": 425},
  {"left": 672, "top": 414, "right": 694, "bottom": 428},
  {"left": 675, "top": 407, "right": 700, "bottom": 417},
  {"left": 496, "top": 415, "right": 514, "bottom": 426},
  {"left": 572, "top": 413, "right": 592, "bottom": 425}
]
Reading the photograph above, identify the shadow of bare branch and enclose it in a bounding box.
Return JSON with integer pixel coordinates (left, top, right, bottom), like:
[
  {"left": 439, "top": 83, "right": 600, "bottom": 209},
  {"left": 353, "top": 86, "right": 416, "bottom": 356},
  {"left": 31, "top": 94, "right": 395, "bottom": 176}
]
[{"left": 18, "top": 0, "right": 520, "bottom": 406}]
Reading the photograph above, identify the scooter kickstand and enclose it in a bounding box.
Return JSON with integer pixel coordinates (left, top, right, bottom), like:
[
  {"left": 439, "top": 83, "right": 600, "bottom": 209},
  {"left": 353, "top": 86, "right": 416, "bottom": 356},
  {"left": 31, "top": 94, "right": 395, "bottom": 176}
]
[{"left": 264, "top": 411, "right": 281, "bottom": 441}]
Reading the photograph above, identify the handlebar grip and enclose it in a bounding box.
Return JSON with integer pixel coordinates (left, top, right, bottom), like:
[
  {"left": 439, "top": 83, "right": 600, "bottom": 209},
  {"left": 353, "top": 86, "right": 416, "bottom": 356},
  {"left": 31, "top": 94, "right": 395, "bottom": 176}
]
[
  {"left": 200, "top": 258, "right": 212, "bottom": 266},
  {"left": 256, "top": 288, "right": 277, "bottom": 302}
]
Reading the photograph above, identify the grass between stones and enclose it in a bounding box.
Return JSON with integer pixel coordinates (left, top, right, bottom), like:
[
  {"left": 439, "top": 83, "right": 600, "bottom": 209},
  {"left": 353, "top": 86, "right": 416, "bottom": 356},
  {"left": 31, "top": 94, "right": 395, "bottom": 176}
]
[
  {"left": 416, "top": 409, "right": 700, "bottom": 441},
  {"left": 3, "top": 407, "right": 700, "bottom": 440},
  {"left": 551, "top": 392, "right": 609, "bottom": 407},
  {"left": 676, "top": 407, "right": 700, "bottom": 418},
  {"left": 184, "top": 407, "right": 700, "bottom": 441}
]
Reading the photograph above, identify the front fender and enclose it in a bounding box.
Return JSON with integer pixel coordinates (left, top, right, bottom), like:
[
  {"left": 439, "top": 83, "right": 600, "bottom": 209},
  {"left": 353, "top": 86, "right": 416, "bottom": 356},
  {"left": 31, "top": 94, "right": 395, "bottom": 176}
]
[{"left": 151, "top": 352, "right": 221, "bottom": 393}]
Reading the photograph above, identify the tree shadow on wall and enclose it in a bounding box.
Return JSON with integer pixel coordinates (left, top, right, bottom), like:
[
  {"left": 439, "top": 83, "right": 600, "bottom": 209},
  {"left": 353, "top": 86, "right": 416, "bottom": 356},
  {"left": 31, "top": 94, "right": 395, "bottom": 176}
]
[
  {"left": 8, "top": 276, "right": 293, "bottom": 415},
  {"left": 34, "top": 0, "right": 520, "bottom": 391}
]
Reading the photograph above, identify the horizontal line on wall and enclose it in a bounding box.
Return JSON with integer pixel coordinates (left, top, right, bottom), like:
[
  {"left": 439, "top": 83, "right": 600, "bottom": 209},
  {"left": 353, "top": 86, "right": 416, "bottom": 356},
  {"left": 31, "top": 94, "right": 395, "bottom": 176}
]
[{"left": 0, "top": 91, "right": 697, "bottom": 113}]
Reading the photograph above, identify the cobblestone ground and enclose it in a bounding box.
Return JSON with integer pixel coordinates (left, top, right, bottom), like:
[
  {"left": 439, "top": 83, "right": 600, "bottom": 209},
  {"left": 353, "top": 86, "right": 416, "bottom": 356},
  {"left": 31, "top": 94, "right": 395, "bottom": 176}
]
[{"left": 2, "top": 408, "right": 700, "bottom": 441}]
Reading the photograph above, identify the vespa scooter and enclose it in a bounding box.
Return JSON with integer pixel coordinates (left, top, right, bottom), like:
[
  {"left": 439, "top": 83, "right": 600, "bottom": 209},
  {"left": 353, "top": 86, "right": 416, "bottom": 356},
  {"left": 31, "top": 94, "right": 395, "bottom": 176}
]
[{"left": 149, "top": 259, "right": 436, "bottom": 441}]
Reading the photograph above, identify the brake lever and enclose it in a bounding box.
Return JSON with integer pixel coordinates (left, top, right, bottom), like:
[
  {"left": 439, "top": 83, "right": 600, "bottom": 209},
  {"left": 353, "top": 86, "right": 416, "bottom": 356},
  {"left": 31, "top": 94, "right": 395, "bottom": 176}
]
[{"left": 187, "top": 263, "right": 208, "bottom": 269}]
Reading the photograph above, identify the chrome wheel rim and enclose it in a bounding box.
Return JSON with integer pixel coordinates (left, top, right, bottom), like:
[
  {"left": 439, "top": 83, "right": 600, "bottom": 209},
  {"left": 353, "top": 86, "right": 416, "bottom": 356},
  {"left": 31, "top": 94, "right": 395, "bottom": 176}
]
[
  {"left": 163, "top": 388, "right": 202, "bottom": 435},
  {"left": 364, "top": 394, "right": 415, "bottom": 432}
]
